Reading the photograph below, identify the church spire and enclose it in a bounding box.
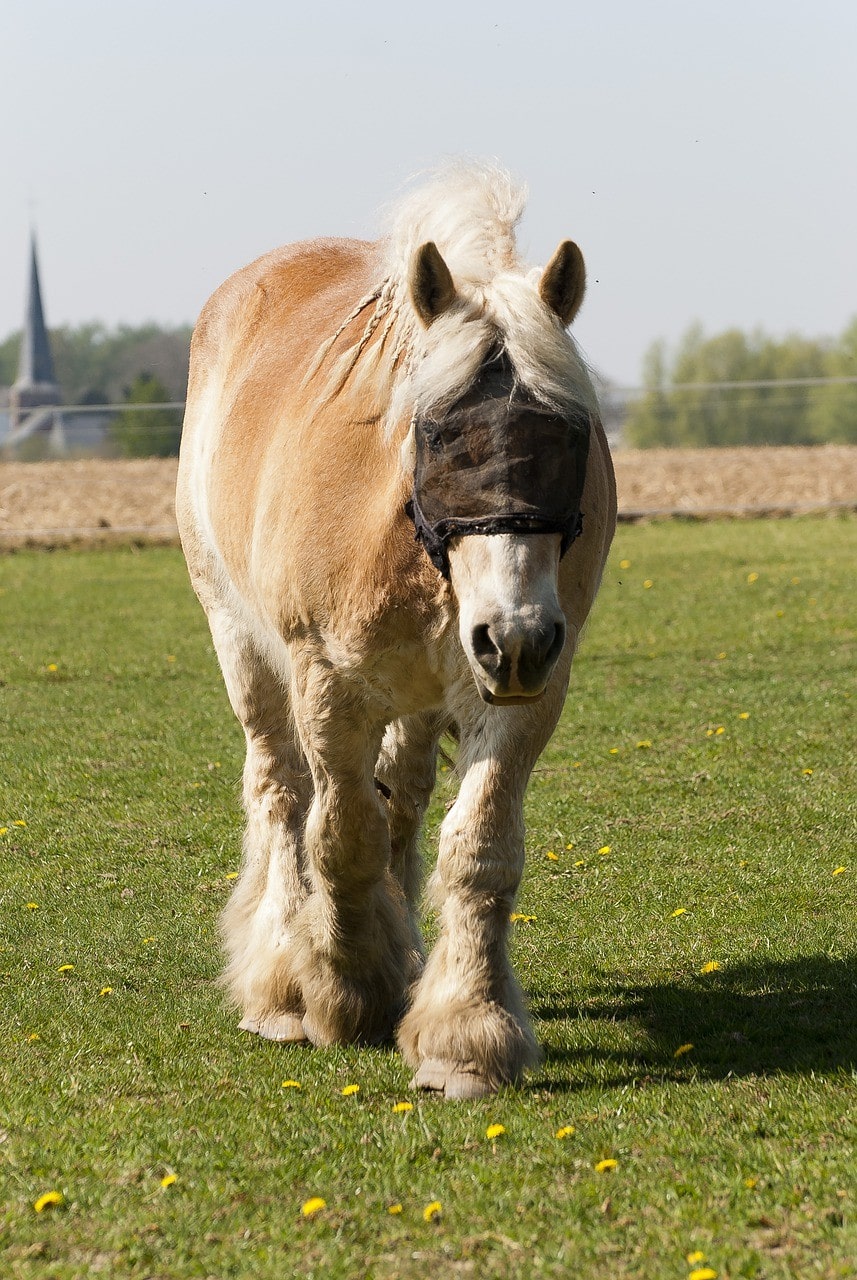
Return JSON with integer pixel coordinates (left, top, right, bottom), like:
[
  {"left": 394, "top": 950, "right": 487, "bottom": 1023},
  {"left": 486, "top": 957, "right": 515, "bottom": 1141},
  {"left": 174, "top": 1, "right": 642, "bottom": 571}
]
[{"left": 16, "top": 233, "right": 58, "bottom": 388}]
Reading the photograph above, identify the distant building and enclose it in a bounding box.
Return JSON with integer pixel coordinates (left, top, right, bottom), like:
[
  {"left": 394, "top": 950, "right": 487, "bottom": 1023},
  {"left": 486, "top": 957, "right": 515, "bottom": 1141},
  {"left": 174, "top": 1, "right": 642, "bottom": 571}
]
[{"left": 5, "top": 234, "right": 66, "bottom": 453}]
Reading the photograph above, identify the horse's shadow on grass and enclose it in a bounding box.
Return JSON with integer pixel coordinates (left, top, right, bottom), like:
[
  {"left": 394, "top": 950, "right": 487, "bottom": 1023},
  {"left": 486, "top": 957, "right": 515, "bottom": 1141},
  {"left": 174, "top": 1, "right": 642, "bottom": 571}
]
[{"left": 529, "top": 954, "right": 857, "bottom": 1091}]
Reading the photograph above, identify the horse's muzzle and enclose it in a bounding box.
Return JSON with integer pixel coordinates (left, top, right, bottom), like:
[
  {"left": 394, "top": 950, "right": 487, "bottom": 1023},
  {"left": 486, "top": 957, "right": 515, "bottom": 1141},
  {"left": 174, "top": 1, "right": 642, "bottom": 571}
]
[{"left": 469, "top": 615, "right": 567, "bottom": 702}]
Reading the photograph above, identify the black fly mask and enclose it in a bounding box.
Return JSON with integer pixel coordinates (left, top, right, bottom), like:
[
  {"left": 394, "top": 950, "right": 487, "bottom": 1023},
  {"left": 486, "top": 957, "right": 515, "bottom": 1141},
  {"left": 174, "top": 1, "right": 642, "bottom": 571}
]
[{"left": 405, "top": 350, "right": 591, "bottom": 578}]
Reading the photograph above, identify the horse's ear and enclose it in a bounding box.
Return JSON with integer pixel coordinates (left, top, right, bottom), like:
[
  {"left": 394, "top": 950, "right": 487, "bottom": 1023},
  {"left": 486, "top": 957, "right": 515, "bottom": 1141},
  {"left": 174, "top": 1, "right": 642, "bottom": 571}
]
[
  {"left": 409, "top": 241, "right": 456, "bottom": 326},
  {"left": 539, "top": 240, "right": 586, "bottom": 326}
]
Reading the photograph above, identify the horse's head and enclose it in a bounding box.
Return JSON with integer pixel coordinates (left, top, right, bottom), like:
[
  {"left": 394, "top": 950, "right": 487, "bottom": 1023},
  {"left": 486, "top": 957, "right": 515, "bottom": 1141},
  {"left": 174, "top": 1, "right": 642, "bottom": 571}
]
[{"left": 406, "top": 240, "right": 591, "bottom": 703}]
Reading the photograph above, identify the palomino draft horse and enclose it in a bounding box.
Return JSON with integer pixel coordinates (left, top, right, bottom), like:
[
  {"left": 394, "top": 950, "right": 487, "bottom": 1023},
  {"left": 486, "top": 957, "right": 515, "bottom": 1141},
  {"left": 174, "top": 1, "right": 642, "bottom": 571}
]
[{"left": 177, "top": 165, "right": 616, "bottom": 1097}]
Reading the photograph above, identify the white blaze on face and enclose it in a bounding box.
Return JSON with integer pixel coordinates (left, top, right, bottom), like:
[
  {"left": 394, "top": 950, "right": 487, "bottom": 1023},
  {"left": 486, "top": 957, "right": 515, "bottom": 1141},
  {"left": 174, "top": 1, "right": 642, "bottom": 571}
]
[{"left": 447, "top": 533, "right": 567, "bottom": 703}]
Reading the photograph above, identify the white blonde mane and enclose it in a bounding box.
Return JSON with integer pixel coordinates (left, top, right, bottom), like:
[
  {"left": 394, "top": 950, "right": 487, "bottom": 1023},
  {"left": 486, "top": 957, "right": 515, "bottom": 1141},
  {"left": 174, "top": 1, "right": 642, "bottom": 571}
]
[{"left": 305, "top": 163, "right": 598, "bottom": 432}]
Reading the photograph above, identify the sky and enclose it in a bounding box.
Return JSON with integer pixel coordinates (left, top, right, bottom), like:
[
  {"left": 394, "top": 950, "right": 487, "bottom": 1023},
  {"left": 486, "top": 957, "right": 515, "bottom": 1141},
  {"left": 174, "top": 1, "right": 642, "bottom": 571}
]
[{"left": 3, "top": 0, "right": 856, "bottom": 387}]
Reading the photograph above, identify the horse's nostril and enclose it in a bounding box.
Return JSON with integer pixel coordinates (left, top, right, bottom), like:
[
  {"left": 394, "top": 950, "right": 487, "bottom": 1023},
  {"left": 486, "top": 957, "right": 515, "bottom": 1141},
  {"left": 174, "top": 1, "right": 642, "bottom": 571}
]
[
  {"left": 545, "top": 619, "right": 566, "bottom": 666},
  {"left": 519, "top": 619, "right": 566, "bottom": 686},
  {"left": 470, "top": 623, "right": 500, "bottom": 665}
]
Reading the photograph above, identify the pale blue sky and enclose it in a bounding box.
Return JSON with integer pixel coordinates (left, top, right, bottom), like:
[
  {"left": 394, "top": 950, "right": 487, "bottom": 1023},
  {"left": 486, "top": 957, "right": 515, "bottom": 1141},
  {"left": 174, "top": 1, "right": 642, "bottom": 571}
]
[{"left": 3, "top": 0, "right": 856, "bottom": 385}]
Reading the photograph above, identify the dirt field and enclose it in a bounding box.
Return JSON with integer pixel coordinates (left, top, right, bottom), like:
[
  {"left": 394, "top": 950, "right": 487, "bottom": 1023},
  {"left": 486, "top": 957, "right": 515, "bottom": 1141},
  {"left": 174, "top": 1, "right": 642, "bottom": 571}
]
[{"left": 1, "top": 446, "right": 856, "bottom": 548}]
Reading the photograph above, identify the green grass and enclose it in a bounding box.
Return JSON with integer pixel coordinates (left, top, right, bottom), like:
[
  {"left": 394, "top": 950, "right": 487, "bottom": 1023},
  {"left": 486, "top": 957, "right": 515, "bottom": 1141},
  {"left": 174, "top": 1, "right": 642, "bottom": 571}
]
[{"left": 1, "top": 518, "right": 855, "bottom": 1280}]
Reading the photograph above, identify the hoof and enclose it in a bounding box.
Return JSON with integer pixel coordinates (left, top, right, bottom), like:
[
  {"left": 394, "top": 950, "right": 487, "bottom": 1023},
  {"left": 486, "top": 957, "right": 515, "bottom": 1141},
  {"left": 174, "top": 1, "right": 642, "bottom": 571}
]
[
  {"left": 410, "top": 1057, "right": 497, "bottom": 1099},
  {"left": 239, "top": 1012, "right": 308, "bottom": 1042}
]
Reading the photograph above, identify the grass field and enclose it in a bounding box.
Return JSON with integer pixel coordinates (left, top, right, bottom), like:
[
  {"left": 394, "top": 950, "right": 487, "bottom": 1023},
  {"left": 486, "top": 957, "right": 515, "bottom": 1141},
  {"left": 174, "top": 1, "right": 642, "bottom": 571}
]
[{"left": 1, "top": 517, "right": 855, "bottom": 1279}]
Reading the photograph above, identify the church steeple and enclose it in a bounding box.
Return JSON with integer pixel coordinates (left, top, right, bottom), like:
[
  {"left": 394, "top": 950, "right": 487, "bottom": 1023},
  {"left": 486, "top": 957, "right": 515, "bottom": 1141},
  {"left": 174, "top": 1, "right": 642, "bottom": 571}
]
[
  {"left": 16, "top": 235, "right": 58, "bottom": 388},
  {"left": 9, "top": 232, "right": 63, "bottom": 437}
]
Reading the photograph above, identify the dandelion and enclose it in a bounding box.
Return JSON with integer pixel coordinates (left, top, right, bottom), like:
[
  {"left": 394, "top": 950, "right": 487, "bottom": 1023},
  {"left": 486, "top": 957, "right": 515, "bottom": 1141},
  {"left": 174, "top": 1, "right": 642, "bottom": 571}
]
[
  {"left": 13, "top": 820, "right": 26, "bottom": 827},
  {"left": 689, "top": 1269, "right": 718, "bottom": 1280},
  {"left": 608, "top": 747, "right": 619, "bottom": 755},
  {"left": 791, "top": 576, "right": 800, "bottom": 585},
  {"left": 744, "top": 1177, "right": 758, "bottom": 1189},
  {"left": 509, "top": 913, "right": 536, "bottom": 923},
  {"left": 341, "top": 1084, "right": 360, "bottom": 1096},
  {"left": 57, "top": 964, "right": 74, "bottom": 973},
  {"left": 572, "top": 761, "right": 582, "bottom": 769},
  {"left": 715, "top": 726, "right": 725, "bottom": 735},
  {"left": 281, "top": 1080, "right": 301, "bottom": 1089},
  {"left": 392, "top": 1101, "right": 413, "bottom": 1113},
  {"left": 565, "top": 842, "right": 574, "bottom": 850},
  {"left": 687, "top": 1252, "right": 706, "bottom": 1265},
  {"left": 301, "top": 1196, "right": 326, "bottom": 1217},
  {"left": 643, "top": 579, "right": 653, "bottom": 590},
  {"left": 636, "top": 739, "right": 652, "bottom": 749},
  {"left": 166, "top": 654, "right": 176, "bottom": 663},
  {"left": 574, "top": 859, "right": 585, "bottom": 867},
  {"left": 33, "top": 1190, "right": 63, "bottom": 1213},
  {"left": 0, "top": 828, "right": 8, "bottom": 836},
  {"left": 27, "top": 1033, "right": 41, "bottom": 1042},
  {"left": 98, "top": 987, "right": 113, "bottom": 997},
  {"left": 833, "top": 866, "right": 846, "bottom": 877},
  {"left": 619, "top": 559, "right": 631, "bottom": 569},
  {"left": 700, "top": 961, "right": 720, "bottom": 974},
  {"left": 594, "top": 1158, "right": 618, "bottom": 1172},
  {"left": 716, "top": 652, "right": 726, "bottom": 660},
  {"left": 597, "top": 845, "right": 611, "bottom": 856},
  {"left": 802, "top": 768, "right": 813, "bottom": 776},
  {"left": 225, "top": 872, "right": 239, "bottom": 880},
  {"left": 142, "top": 937, "right": 156, "bottom": 944},
  {"left": 423, "top": 1200, "right": 442, "bottom": 1222},
  {"left": 485, "top": 1124, "right": 505, "bottom": 1140},
  {"left": 46, "top": 663, "right": 58, "bottom": 673},
  {"left": 160, "top": 1173, "right": 177, "bottom": 1189},
  {"left": 738, "top": 711, "right": 750, "bottom": 719},
  {"left": 545, "top": 850, "right": 559, "bottom": 861},
  {"left": 555, "top": 1125, "right": 576, "bottom": 1139},
  {"left": 674, "top": 1042, "right": 694, "bottom": 1058},
  {"left": 26, "top": 902, "right": 39, "bottom": 910},
  {"left": 747, "top": 572, "right": 758, "bottom": 584},
  {"left": 671, "top": 908, "right": 687, "bottom": 918},
  {"left": 387, "top": 1203, "right": 403, "bottom": 1214}
]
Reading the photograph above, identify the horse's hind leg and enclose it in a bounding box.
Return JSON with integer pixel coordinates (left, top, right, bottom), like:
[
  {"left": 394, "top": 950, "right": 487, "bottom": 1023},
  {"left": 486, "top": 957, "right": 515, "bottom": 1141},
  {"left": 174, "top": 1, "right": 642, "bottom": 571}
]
[
  {"left": 374, "top": 712, "right": 447, "bottom": 955},
  {"left": 208, "top": 606, "right": 313, "bottom": 1041},
  {"left": 397, "top": 681, "right": 567, "bottom": 1097}
]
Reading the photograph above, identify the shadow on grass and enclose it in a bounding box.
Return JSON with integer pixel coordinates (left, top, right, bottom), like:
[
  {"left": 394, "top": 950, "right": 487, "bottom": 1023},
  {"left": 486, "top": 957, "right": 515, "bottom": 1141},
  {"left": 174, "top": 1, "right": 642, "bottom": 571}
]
[{"left": 530, "top": 954, "right": 857, "bottom": 1087}]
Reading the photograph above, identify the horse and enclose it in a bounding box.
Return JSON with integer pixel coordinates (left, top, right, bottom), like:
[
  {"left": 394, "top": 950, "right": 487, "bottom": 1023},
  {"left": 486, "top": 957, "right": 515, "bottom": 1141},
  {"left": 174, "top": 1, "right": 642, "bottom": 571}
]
[{"left": 176, "top": 164, "right": 616, "bottom": 1098}]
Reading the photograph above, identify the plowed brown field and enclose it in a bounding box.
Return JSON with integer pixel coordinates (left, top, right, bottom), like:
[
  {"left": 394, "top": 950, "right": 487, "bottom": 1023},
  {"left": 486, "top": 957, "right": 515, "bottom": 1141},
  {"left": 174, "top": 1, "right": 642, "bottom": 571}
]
[{"left": 1, "top": 446, "right": 856, "bottom": 548}]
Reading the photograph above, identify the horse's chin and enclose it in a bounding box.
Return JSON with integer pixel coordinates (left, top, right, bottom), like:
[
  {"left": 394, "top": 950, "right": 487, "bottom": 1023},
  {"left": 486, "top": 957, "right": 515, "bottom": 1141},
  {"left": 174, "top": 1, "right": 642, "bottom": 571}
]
[{"left": 474, "top": 679, "right": 547, "bottom": 707}]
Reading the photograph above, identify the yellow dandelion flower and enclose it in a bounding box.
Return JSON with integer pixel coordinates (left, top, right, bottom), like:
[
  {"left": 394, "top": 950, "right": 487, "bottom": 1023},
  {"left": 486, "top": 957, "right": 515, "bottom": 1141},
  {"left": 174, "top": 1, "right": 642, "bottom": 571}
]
[
  {"left": 341, "top": 1084, "right": 360, "bottom": 1096},
  {"left": 392, "top": 1101, "right": 413, "bottom": 1113},
  {"left": 746, "top": 572, "right": 758, "bottom": 584},
  {"left": 608, "top": 747, "right": 619, "bottom": 755},
  {"left": 700, "top": 961, "right": 720, "bottom": 974},
  {"left": 671, "top": 908, "right": 687, "bottom": 918},
  {"left": 714, "top": 726, "right": 725, "bottom": 735},
  {"left": 572, "top": 761, "right": 582, "bottom": 769},
  {"left": 802, "top": 768, "right": 813, "bottom": 776},
  {"left": 0, "top": 828, "right": 7, "bottom": 836},
  {"left": 791, "top": 576, "right": 800, "bottom": 585},
  {"left": 744, "top": 1177, "right": 758, "bottom": 1189},
  {"left": 555, "top": 1125, "right": 576, "bottom": 1139},
  {"left": 281, "top": 1080, "right": 301, "bottom": 1089},
  {"left": 565, "top": 842, "right": 574, "bottom": 849},
  {"left": 486, "top": 1123, "right": 505, "bottom": 1140},
  {"left": 594, "top": 1158, "right": 618, "bottom": 1172},
  {"left": 387, "top": 1202, "right": 403, "bottom": 1214},
  {"left": 34, "top": 1190, "right": 63, "bottom": 1213},
  {"left": 574, "top": 859, "right": 586, "bottom": 867},
  {"left": 716, "top": 652, "right": 726, "bottom": 660},
  {"left": 98, "top": 986, "right": 113, "bottom": 996},
  {"left": 643, "top": 579, "right": 653, "bottom": 589},
  {"left": 509, "top": 912, "right": 536, "bottom": 923},
  {"left": 46, "top": 663, "right": 58, "bottom": 672},
  {"left": 636, "top": 739, "right": 652, "bottom": 749},
  {"left": 619, "top": 559, "right": 631, "bottom": 569},
  {"left": 776, "top": 609, "right": 785, "bottom": 618},
  {"left": 705, "top": 729, "right": 714, "bottom": 738},
  {"left": 545, "top": 851, "right": 559, "bottom": 862},
  {"left": 27, "top": 1032, "right": 41, "bottom": 1042},
  {"left": 13, "top": 820, "right": 26, "bottom": 827},
  {"left": 57, "top": 964, "right": 74, "bottom": 973},
  {"left": 597, "top": 845, "right": 611, "bottom": 856},
  {"left": 833, "top": 866, "right": 846, "bottom": 877},
  {"left": 166, "top": 654, "right": 176, "bottom": 663},
  {"left": 738, "top": 711, "right": 750, "bottom": 719},
  {"left": 689, "top": 1269, "right": 718, "bottom": 1280},
  {"left": 301, "top": 1196, "right": 326, "bottom": 1217},
  {"left": 142, "top": 937, "right": 156, "bottom": 944},
  {"left": 225, "top": 872, "right": 239, "bottom": 880},
  {"left": 674, "top": 1042, "right": 694, "bottom": 1058},
  {"left": 423, "top": 1200, "right": 442, "bottom": 1222},
  {"left": 160, "top": 1173, "right": 177, "bottom": 1188},
  {"left": 739, "top": 860, "right": 749, "bottom": 867},
  {"left": 26, "top": 902, "right": 39, "bottom": 910},
  {"left": 687, "top": 1252, "right": 706, "bottom": 1265}
]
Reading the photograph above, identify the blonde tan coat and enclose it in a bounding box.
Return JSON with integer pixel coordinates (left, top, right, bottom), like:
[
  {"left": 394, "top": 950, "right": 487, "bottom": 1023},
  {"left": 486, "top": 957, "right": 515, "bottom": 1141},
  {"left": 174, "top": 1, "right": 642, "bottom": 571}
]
[{"left": 176, "top": 166, "right": 616, "bottom": 1097}]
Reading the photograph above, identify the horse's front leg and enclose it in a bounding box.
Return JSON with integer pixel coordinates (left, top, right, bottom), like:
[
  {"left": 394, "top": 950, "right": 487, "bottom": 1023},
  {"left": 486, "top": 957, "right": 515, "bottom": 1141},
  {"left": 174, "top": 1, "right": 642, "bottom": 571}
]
[
  {"left": 288, "top": 653, "right": 422, "bottom": 1046},
  {"left": 398, "top": 695, "right": 563, "bottom": 1097}
]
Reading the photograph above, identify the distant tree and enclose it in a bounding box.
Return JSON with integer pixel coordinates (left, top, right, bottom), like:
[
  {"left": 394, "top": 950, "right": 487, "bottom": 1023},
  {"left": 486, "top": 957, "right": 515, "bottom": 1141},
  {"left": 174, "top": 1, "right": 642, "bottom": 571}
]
[
  {"left": 110, "top": 372, "right": 181, "bottom": 457},
  {"left": 808, "top": 317, "right": 857, "bottom": 444},
  {"left": 625, "top": 323, "right": 847, "bottom": 447}
]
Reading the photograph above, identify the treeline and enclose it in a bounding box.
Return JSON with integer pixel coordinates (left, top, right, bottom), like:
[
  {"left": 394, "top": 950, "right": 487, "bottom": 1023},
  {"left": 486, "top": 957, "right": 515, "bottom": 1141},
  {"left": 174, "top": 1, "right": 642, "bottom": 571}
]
[
  {"left": 625, "top": 319, "right": 857, "bottom": 447},
  {"left": 0, "top": 321, "right": 192, "bottom": 405}
]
